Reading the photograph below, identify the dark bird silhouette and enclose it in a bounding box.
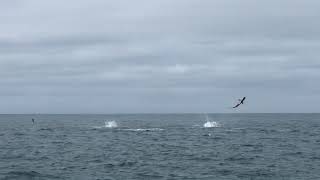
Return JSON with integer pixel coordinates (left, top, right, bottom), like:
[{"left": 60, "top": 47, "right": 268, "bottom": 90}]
[
  {"left": 32, "top": 118, "right": 35, "bottom": 124},
  {"left": 233, "top": 97, "right": 246, "bottom": 108}
]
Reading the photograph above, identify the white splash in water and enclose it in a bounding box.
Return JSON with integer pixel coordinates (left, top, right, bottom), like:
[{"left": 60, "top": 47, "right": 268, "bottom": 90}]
[
  {"left": 92, "top": 121, "right": 118, "bottom": 129},
  {"left": 203, "top": 114, "right": 220, "bottom": 128},
  {"left": 203, "top": 121, "right": 220, "bottom": 128},
  {"left": 105, "top": 121, "right": 118, "bottom": 128}
]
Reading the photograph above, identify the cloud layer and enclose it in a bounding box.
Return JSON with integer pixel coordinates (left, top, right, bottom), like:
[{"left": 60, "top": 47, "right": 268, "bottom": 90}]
[{"left": 1, "top": 0, "right": 320, "bottom": 113}]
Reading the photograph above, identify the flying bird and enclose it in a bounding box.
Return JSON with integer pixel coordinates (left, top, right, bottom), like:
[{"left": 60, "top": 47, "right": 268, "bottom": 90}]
[{"left": 233, "top": 97, "right": 246, "bottom": 109}]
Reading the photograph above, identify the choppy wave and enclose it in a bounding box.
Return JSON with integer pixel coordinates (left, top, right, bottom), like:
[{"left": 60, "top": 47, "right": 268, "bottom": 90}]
[{"left": 203, "top": 121, "right": 220, "bottom": 128}]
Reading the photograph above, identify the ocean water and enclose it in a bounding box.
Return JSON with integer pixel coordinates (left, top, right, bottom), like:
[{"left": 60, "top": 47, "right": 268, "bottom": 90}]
[{"left": 0, "top": 114, "right": 320, "bottom": 180}]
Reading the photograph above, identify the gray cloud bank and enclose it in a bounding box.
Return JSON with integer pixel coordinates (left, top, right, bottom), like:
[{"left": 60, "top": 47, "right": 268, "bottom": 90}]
[{"left": 0, "top": 0, "right": 320, "bottom": 113}]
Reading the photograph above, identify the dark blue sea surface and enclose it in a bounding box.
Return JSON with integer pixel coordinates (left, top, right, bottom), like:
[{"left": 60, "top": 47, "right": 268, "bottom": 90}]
[{"left": 1, "top": 114, "right": 320, "bottom": 180}]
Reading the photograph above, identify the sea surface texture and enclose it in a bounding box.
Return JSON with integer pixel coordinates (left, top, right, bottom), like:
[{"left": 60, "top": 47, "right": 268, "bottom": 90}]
[{"left": 0, "top": 114, "right": 320, "bottom": 180}]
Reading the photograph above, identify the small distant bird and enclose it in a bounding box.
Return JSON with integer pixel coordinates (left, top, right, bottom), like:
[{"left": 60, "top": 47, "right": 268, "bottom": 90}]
[
  {"left": 233, "top": 97, "right": 246, "bottom": 109},
  {"left": 32, "top": 118, "right": 35, "bottom": 124}
]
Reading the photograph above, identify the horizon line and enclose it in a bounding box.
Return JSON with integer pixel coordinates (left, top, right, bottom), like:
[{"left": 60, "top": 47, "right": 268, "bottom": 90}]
[{"left": 0, "top": 112, "right": 320, "bottom": 115}]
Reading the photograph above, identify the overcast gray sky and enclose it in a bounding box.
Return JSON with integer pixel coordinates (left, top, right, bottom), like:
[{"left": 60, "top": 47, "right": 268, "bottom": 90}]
[{"left": 0, "top": 0, "right": 320, "bottom": 113}]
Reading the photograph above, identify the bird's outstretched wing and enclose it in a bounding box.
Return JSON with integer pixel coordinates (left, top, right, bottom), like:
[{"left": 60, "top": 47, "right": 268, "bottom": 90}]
[
  {"left": 233, "top": 103, "right": 241, "bottom": 108},
  {"left": 240, "top": 97, "right": 246, "bottom": 104}
]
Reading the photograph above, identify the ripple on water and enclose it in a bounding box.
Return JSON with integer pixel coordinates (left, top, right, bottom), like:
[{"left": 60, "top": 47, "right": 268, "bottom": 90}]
[
  {"left": 1, "top": 114, "right": 320, "bottom": 179},
  {"left": 1, "top": 171, "right": 60, "bottom": 180}
]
